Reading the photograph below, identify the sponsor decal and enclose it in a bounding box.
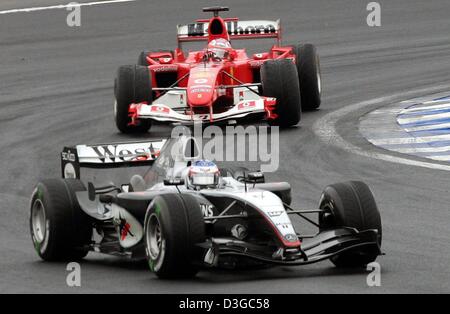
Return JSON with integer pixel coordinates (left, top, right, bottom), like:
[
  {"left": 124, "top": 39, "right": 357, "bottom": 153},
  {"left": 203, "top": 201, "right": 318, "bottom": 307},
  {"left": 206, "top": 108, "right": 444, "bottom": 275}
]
[
  {"left": 151, "top": 105, "right": 170, "bottom": 114},
  {"left": 284, "top": 234, "right": 298, "bottom": 242},
  {"left": 194, "top": 78, "right": 208, "bottom": 84},
  {"left": 152, "top": 65, "right": 177, "bottom": 72},
  {"left": 192, "top": 71, "right": 212, "bottom": 79},
  {"left": 88, "top": 143, "right": 157, "bottom": 163},
  {"left": 200, "top": 204, "right": 214, "bottom": 217},
  {"left": 118, "top": 213, "right": 134, "bottom": 241},
  {"left": 63, "top": 163, "right": 76, "bottom": 179},
  {"left": 186, "top": 21, "right": 277, "bottom": 37},
  {"left": 238, "top": 101, "right": 256, "bottom": 110},
  {"left": 190, "top": 88, "right": 212, "bottom": 94},
  {"left": 190, "top": 84, "right": 213, "bottom": 89},
  {"left": 61, "top": 151, "right": 76, "bottom": 162},
  {"left": 267, "top": 211, "right": 284, "bottom": 217}
]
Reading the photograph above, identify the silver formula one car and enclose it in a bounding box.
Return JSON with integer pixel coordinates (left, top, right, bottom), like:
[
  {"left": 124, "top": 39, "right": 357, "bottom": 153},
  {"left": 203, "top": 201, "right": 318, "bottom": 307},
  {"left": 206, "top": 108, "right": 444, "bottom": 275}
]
[{"left": 30, "top": 136, "right": 382, "bottom": 278}]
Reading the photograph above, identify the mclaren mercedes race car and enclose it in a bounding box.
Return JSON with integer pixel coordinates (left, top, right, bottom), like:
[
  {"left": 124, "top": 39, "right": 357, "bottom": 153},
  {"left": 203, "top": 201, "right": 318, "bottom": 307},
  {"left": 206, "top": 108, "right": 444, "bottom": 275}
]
[
  {"left": 30, "top": 136, "right": 382, "bottom": 278},
  {"left": 114, "top": 6, "right": 322, "bottom": 133}
]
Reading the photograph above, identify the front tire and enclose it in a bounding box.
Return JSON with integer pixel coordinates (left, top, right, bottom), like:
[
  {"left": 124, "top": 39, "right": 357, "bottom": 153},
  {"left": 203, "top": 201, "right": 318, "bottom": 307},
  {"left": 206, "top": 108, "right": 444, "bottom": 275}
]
[
  {"left": 114, "top": 65, "right": 152, "bottom": 133},
  {"left": 293, "top": 44, "right": 322, "bottom": 110},
  {"left": 144, "top": 194, "right": 205, "bottom": 278},
  {"left": 30, "top": 179, "right": 92, "bottom": 261},
  {"left": 319, "top": 181, "right": 382, "bottom": 267},
  {"left": 261, "top": 59, "right": 301, "bottom": 127}
]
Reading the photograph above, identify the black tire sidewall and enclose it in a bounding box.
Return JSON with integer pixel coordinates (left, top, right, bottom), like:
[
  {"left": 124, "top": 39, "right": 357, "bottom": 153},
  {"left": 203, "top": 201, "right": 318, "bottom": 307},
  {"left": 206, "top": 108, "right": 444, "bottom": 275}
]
[
  {"left": 261, "top": 59, "right": 301, "bottom": 127},
  {"left": 144, "top": 194, "right": 205, "bottom": 278},
  {"left": 294, "top": 43, "right": 321, "bottom": 110},
  {"left": 114, "top": 65, "right": 152, "bottom": 133},
  {"left": 30, "top": 179, "right": 91, "bottom": 261},
  {"left": 318, "top": 181, "right": 382, "bottom": 267}
]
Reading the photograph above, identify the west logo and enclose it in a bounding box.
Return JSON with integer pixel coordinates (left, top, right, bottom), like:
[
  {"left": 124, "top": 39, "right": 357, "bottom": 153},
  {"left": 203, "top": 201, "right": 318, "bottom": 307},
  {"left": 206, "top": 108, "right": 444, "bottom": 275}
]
[{"left": 90, "top": 144, "right": 156, "bottom": 163}]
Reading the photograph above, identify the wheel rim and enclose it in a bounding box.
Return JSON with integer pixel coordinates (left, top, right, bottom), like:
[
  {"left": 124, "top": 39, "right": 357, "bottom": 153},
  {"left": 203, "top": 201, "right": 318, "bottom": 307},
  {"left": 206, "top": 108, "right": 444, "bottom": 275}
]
[
  {"left": 319, "top": 200, "right": 334, "bottom": 229},
  {"left": 31, "top": 199, "right": 47, "bottom": 243},
  {"left": 147, "top": 214, "right": 164, "bottom": 260}
]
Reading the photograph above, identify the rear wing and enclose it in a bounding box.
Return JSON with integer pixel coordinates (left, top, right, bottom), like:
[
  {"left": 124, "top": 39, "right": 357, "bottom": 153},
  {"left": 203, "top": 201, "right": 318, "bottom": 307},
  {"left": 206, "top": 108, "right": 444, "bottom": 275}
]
[
  {"left": 61, "top": 139, "right": 167, "bottom": 179},
  {"left": 177, "top": 19, "right": 281, "bottom": 45}
]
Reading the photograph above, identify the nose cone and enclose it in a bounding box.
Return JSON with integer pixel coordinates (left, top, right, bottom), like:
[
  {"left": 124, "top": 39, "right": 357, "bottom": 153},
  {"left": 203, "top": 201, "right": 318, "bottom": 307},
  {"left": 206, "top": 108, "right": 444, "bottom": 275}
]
[{"left": 187, "top": 68, "right": 219, "bottom": 107}]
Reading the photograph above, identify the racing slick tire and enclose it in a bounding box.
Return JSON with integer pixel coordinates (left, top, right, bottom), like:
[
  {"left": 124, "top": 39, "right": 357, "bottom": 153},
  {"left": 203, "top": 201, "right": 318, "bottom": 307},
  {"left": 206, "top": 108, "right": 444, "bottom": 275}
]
[
  {"left": 293, "top": 43, "right": 321, "bottom": 110},
  {"left": 144, "top": 193, "right": 206, "bottom": 278},
  {"left": 261, "top": 59, "right": 301, "bottom": 127},
  {"left": 30, "top": 179, "right": 92, "bottom": 261},
  {"left": 114, "top": 65, "right": 152, "bottom": 133},
  {"left": 137, "top": 50, "right": 173, "bottom": 66},
  {"left": 318, "top": 181, "right": 382, "bottom": 268}
]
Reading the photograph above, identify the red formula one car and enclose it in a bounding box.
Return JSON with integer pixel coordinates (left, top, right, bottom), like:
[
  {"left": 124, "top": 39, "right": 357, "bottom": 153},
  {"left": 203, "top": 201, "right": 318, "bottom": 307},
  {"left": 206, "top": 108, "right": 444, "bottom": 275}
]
[{"left": 114, "top": 6, "right": 322, "bottom": 133}]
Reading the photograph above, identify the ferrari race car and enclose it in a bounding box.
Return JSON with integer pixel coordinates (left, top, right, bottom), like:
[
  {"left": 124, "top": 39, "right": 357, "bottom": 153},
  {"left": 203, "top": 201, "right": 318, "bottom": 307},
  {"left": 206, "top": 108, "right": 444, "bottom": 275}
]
[
  {"left": 114, "top": 6, "right": 322, "bottom": 133},
  {"left": 30, "top": 136, "right": 382, "bottom": 278}
]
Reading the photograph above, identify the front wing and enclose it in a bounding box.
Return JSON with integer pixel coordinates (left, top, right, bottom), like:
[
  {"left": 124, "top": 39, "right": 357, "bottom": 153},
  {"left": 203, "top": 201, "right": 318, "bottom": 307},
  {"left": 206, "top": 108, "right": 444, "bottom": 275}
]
[
  {"left": 129, "top": 98, "right": 276, "bottom": 124},
  {"left": 215, "top": 228, "right": 381, "bottom": 266}
]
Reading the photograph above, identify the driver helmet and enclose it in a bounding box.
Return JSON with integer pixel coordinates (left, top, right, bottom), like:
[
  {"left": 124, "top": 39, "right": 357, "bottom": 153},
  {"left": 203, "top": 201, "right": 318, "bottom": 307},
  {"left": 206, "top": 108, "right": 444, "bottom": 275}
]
[
  {"left": 207, "top": 38, "right": 232, "bottom": 60},
  {"left": 187, "top": 160, "right": 220, "bottom": 189}
]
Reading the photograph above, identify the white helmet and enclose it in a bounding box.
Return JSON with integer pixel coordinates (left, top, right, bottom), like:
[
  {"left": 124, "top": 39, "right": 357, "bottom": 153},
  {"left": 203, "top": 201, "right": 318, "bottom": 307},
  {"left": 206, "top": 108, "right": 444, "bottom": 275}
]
[{"left": 187, "top": 160, "right": 220, "bottom": 189}]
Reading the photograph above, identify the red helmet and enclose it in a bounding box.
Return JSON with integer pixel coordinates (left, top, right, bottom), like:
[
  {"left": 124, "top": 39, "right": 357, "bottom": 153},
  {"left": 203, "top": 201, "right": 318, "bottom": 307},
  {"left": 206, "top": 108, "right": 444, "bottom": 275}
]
[{"left": 207, "top": 38, "right": 232, "bottom": 60}]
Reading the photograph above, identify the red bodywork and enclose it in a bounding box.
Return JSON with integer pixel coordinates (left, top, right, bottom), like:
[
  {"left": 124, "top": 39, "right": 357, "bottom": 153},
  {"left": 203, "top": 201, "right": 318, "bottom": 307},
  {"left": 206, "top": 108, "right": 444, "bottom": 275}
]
[{"left": 130, "top": 14, "right": 297, "bottom": 125}]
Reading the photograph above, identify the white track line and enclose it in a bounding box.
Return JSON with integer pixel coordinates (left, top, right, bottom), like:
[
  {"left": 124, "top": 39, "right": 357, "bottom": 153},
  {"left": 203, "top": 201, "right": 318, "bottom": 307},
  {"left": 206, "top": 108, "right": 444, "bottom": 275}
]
[
  {"left": 404, "top": 121, "right": 450, "bottom": 132},
  {"left": 313, "top": 84, "right": 450, "bottom": 172},
  {"left": 369, "top": 133, "right": 450, "bottom": 146},
  {"left": 403, "top": 102, "right": 450, "bottom": 112},
  {"left": 388, "top": 145, "right": 450, "bottom": 154},
  {"left": 397, "top": 111, "right": 450, "bottom": 124},
  {"left": 0, "top": 0, "right": 136, "bottom": 14},
  {"left": 426, "top": 155, "right": 450, "bottom": 161}
]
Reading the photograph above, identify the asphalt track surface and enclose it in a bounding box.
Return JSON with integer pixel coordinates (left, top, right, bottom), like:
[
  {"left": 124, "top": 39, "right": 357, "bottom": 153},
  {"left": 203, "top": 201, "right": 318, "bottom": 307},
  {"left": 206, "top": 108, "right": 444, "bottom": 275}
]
[{"left": 1, "top": 0, "right": 450, "bottom": 294}]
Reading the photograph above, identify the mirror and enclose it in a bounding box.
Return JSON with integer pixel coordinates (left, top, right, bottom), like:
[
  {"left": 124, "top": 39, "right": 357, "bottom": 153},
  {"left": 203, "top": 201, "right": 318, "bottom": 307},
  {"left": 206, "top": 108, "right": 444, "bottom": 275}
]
[
  {"left": 164, "top": 178, "right": 185, "bottom": 186},
  {"left": 247, "top": 172, "right": 265, "bottom": 183}
]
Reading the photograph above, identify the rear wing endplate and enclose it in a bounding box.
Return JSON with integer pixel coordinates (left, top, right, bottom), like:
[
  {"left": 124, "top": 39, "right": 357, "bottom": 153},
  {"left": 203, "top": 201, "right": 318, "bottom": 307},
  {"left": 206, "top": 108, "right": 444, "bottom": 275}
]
[
  {"left": 177, "top": 19, "right": 281, "bottom": 45},
  {"left": 61, "top": 139, "right": 167, "bottom": 179}
]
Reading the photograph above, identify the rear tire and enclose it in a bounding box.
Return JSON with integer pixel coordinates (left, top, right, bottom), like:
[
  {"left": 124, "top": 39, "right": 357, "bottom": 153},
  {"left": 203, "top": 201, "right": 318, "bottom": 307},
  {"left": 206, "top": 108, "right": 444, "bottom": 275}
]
[
  {"left": 261, "top": 59, "right": 301, "bottom": 127},
  {"left": 144, "top": 194, "right": 205, "bottom": 278},
  {"left": 30, "top": 179, "right": 92, "bottom": 261},
  {"left": 319, "top": 181, "right": 382, "bottom": 268},
  {"left": 293, "top": 43, "right": 321, "bottom": 110},
  {"left": 114, "top": 65, "right": 152, "bottom": 133}
]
